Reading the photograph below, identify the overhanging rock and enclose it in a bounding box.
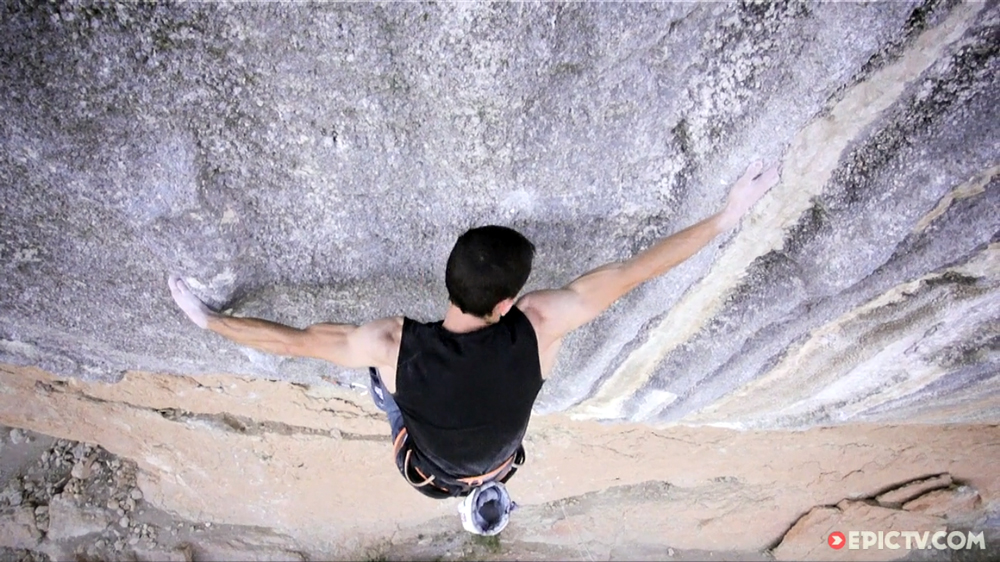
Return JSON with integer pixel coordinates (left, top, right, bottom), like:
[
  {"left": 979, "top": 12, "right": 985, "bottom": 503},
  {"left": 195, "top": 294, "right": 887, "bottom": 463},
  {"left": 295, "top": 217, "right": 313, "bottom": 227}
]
[{"left": 1, "top": 2, "right": 997, "bottom": 428}]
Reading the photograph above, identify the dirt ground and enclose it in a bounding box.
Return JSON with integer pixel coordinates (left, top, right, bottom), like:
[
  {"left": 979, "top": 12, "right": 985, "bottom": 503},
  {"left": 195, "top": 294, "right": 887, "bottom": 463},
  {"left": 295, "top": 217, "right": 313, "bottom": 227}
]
[{"left": 0, "top": 364, "right": 997, "bottom": 561}]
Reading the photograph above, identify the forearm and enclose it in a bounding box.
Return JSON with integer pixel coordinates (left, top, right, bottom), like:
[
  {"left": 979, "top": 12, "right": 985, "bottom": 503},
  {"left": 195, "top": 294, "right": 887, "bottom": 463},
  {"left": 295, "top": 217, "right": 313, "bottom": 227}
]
[
  {"left": 207, "top": 315, "right": 319, "bottom": 357},
  {"left": 623, "top": 212, "right": 724, "bottom": 284}
]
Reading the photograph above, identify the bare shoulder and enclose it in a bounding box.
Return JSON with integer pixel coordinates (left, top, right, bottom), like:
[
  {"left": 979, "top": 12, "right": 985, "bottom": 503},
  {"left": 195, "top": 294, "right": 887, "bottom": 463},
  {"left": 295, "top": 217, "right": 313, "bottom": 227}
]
[
  {"left": 365, "top": 315, "right": 404, "bottom": 335},
  {"left": 345, "top": 316, "right": 404, "bottom": 371},
  {"left": 357, "top": 316, "right": 403, "bottom": 392},
  {"left": 515, "top": 290, "right": 576, "bottom": 347},
  {"left": 514, "top": 291, "right": 550, "bottom": 330},
  {"left": 364, "top": 315, "right": 404, "bottom": 350},
  {"left": 514, "top": 291, "right": 544, "bottom": 327}
]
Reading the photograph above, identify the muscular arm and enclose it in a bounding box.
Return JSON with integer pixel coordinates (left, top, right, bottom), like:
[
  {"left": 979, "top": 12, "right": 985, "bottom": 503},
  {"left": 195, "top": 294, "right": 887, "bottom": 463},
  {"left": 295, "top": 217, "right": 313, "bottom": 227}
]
[
  {"left": 167, "top": 276, "right": 401, "bottom": 370},
  {"left": 518, "top": 161, "right": 780, "bottom": 359}
]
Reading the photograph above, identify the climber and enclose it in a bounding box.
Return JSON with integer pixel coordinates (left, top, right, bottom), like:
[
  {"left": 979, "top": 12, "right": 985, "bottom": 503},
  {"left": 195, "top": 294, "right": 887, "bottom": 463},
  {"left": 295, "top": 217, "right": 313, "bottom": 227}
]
[{"left": 168, "top": 160, "right": 780, "bottom": 534}]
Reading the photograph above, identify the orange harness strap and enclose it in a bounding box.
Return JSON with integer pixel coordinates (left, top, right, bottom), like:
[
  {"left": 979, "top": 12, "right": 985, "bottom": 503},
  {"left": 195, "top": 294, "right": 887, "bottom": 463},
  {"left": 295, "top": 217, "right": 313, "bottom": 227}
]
[
  {"left": 393, "top": 427, "right": 517, "bottom": 491},
  {"left": 456, "top": 455, "right": 515, "bottom": 487}
]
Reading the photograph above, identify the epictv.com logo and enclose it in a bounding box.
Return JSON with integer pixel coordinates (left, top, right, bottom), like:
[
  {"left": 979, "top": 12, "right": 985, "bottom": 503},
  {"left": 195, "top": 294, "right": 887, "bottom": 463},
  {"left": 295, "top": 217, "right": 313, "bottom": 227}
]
[{"left": 828, "top": 530, "right": 986, "bottom": 551}]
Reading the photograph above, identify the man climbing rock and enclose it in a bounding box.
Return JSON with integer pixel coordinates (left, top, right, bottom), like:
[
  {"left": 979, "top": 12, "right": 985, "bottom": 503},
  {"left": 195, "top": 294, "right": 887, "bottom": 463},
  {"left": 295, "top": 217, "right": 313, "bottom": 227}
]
[{"left": 168, "top": 160, "right": 780, "bottom": 534}]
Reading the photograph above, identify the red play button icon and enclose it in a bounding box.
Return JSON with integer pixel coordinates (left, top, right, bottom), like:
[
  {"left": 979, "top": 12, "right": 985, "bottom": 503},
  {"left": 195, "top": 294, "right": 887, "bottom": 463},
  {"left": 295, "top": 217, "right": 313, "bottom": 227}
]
[{"left": 828, "top": 531, "right": 846, "bottom": 549}]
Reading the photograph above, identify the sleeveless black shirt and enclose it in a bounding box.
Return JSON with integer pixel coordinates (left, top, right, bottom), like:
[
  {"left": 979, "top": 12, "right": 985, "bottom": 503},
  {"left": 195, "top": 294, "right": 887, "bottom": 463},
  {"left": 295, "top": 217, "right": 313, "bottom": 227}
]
[{"left": 393, "top": 306, "right": 543, "bottom": 477}]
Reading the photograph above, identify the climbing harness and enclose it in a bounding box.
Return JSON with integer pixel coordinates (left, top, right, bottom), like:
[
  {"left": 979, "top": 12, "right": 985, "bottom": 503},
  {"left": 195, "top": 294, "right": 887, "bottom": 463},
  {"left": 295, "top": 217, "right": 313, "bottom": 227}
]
[{"left": 391, "top": 427, "right": 525, "bottom": 500}]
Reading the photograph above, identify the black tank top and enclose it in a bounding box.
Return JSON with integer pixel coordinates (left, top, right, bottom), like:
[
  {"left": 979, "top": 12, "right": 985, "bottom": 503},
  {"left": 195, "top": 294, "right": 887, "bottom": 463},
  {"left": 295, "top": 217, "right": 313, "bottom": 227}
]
[{"left": 393, "top": 306, "right": 544, "bottom": 477}]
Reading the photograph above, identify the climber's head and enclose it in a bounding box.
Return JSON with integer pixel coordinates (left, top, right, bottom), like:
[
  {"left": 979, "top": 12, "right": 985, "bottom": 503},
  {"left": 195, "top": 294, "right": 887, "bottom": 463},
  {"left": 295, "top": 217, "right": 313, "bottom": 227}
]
[{"left": 445, "top": 225, "right": 535, "bottom": 319}]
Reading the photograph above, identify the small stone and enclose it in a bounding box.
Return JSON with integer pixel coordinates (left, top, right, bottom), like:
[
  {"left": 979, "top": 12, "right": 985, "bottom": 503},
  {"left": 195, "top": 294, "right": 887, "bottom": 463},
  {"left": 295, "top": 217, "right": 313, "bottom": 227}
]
[
  {"left": 205, "top": 521, "right": 211, "bottom": 527},
  {"left": 125, "top": 497, "right": 136, "bottom": 511},
  {"left": 114, "top": 540, "right": 124, "bottom": 551},
  {"left": 34, "top": 506, "right": 48, "bottom": 515},
  {"left": 96, "top": 539, "right": 106, "bottom": 548},
  {"left": 107, "top": 499, "right": 119, "bottom": 510},
  {"left": 119, "top": 515, "right": 129, "bottom": 528},
  {"left": 71, "top": 460, "right": 92, "bottom": 480},
  {"left": 9, "top": 428, "right": 26, "bottom": 444},
  {"left": 668, "top": 547, "right": 675, "bottom": 557},
  {"left": 2, "top": 488, "right": 24, "bottom": 507},
  {"left": 130, "top": 488, "right": 143, "bottom": 501},
  {"left": 171, "top": 528, "right": 178, "bottom": 536},
  {"left": 128, "top": 536, "right": 139, "bottom": 546},
  {"left": 117, "top": 508, "right": 125, "bottom": 517}
]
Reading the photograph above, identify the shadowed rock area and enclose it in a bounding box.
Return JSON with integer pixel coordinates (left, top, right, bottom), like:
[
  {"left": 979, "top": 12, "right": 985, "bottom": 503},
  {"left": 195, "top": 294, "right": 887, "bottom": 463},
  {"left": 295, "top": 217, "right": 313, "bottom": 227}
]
[{"left": 1, "top": 2, "right": 998, "bottom": 428}]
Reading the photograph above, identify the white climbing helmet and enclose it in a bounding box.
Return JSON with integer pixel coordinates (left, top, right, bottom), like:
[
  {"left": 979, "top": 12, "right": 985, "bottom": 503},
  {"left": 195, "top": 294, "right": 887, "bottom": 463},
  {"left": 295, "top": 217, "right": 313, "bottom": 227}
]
[{"left": 458, "top": 481, "right": 516, "bottom": 536}]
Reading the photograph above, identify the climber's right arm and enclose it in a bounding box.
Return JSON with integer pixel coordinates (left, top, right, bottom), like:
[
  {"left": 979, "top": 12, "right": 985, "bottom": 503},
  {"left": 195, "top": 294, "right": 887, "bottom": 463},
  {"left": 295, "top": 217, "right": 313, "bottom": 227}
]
[
  {"left": 206, "top": 315, "right": 402, "bottom": 369},
  {"left": 167, "top": 276, "right": 401, "bottom": 370}
]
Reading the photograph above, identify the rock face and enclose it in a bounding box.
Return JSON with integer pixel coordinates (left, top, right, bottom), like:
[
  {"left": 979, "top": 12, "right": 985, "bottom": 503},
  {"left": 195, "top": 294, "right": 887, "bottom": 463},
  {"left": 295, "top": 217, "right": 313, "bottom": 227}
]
[
  {"left": 45, "top": 494, "right": 110, "bottom": 541},
  {"left": 875, "top": 474, "right": 952, "bottom": 508},
  {"left": 1, "top": 2, "right": 998, "bottom": 428},
  {"left": 1, "top": 367, "right": 998, "bottom": 559},
  {"left": 773, "top": 474, "right": 991, "bottom": 562},
  {"left": 773, "top": 500, "right": 947, "bottom": 562},
  {"left": 902, "top": 485, "right": 982, "bottom": 520},
  {"left": 0, "top": 506, "right": 41, "bottom": 550}
]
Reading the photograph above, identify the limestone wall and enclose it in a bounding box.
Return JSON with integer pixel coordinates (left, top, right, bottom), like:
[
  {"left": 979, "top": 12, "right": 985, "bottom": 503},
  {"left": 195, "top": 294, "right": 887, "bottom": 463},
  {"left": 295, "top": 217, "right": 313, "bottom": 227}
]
[{"left": 1, "top": 1, "right": 997, "bottom": 428}]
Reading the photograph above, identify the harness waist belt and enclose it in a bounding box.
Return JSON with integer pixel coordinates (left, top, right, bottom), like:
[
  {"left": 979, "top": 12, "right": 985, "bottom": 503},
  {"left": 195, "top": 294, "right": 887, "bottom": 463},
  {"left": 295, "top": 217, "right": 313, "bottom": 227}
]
[{"left": 392, "top": 427, "right": 524, "bottom": 499}]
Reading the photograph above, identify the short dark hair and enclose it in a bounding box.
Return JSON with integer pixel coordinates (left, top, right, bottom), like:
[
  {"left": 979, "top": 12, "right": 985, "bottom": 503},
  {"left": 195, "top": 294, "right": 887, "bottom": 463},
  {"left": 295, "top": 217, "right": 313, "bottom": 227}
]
[{"left": 445, "top": 225, "right": 535, "bottom": 317}]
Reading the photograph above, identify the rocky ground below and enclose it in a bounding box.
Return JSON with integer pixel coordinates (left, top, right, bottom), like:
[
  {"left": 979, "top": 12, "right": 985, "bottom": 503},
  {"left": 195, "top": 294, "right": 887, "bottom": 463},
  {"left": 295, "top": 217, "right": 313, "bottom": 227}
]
[
  {"left": 0, "top": 425, "right": 314, "bottom": 562},
  {"left": 0, "top": 424, "right": 778, "bottom": 562},
  {"left": 1, "top": 364, "right": 998, "bottom": 561}
]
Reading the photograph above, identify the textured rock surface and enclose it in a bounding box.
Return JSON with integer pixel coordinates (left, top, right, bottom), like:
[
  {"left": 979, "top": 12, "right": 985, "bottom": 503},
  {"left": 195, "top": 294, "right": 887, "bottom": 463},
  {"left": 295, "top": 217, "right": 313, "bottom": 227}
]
[
  {"left": 772, "top": 500, "right": 947, "bottom": 561},
  {"left": 903, "top": 485, "right": 983, "bottom": 520},
  {"left": 876, "top": 473, "right": 953, "bottom": 508},
  {"left": 1, "top": 365, "right": 998, "bottom": 559},
  {"left": 0, "top": 2, "right": 998, "bottom": 428},
  {"left": 0, "top": 506, "right": 41, "bottom": 551},
  {"left": 45, "top": 494, "right": 109, "bottom": 541}
]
